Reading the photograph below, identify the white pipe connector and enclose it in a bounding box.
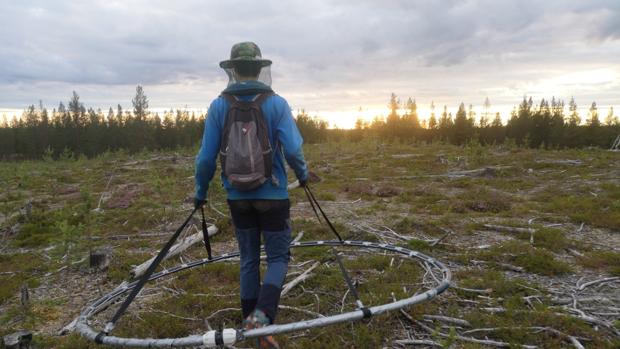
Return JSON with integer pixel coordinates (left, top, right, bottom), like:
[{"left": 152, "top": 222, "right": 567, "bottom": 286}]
[{"left": 202, "top": 329, "right": 237, "bottom": 347}]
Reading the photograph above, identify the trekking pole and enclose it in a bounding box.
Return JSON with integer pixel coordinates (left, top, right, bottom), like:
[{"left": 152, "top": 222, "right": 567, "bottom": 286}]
[
  {"left": 303, "top": 185, "right": 343, "bottom": 242},
  {"left": 96, "top": 207, "right": 199, "bottom": 343},
  {"left": 302, "top": 185, "right": 372, "bottom": 318},
  {"left": 200, "top": 206, "right": 213, "bottom": 260}
]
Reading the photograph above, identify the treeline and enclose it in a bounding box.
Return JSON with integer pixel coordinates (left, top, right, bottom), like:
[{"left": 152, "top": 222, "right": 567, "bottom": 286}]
[
  {"left": 1, "top": 89, "right": 619, "bottom": 160},
  {"left": 0, "top": 86, "right": 205, "bottom": 159},
  {"left": 298, "top": 94, "right": 620, "bottom": 148}
]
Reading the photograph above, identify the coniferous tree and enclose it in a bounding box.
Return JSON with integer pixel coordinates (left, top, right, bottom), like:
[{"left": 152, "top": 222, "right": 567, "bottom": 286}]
[
  {"left": 585, "top": 101, "right": 602, "bottom": 147},
  {"left": 548, "top": 97, "right": 565, "bottom": 147},
  {"left": 482, "top": 97, "right": 491, "bottom": 125},
  {"left": 132, "top": 85, "right": 149, "bottom": 121},
  {"left": 530, "top": 99, "right": 551, "bottom": 148},
  {"left": 605, "top": 107, "right": 618, "bottom": 126},
  {"left": 438, "top": 105, "right": 453, "bottom": 142},
  {"left": 385, "top": 93, "right": 400, "bottom": 138},
  {"left": 490, "top": 112, "right": 505, "bottom": 144},
  {"left": 453, "top": 103, "right": 472, "bottom": 145},
  {"left": 568, "top": 97, "right": 580, "bottom": 126},
  {"left": 508, "top": 97, "right": 533, "bottom": 146},
  {"left": 587, "top": 102, "right": 600, "bottom": 127},
  {"left": 428, "top": 101, "right": 437, "bottom": 129},
  {"left": 404, "top": 97, "right": 420, "bottom": 129}
]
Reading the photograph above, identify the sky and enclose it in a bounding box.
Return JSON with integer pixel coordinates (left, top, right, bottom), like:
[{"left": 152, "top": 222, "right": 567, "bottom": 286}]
[{"left": 1, "top": 0, "right": 619, "bottom": 128}]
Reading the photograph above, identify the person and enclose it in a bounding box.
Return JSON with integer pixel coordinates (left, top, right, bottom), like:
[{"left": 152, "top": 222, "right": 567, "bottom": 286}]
[{"left": 194, "top": 42, "right": 308, "bottom": 348}]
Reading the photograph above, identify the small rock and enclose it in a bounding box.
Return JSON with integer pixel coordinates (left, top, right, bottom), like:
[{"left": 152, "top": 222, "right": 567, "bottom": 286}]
[{"left": 3, "top": 330, "right": 32, "bottom": 349}]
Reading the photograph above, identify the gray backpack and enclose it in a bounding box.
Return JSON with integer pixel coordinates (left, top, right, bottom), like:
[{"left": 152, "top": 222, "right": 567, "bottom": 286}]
[{"left": 220, "top": 93, "right": 274, "bottom": 191}]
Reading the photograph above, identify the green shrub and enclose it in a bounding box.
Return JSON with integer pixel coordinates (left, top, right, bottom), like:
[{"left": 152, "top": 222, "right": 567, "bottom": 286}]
[{"left": 578, "top": 251, "right": 620, "bottom": 276}]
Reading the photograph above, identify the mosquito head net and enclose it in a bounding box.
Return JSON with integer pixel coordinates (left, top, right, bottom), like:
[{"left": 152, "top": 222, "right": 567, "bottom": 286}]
[{"left": 220, "top": 42, "right": 272, "bottom": 87}]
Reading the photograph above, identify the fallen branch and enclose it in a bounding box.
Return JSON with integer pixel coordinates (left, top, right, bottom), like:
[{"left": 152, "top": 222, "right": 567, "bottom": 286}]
[
  {"left": 292, "top": 231, "right": 305, "bottom": 243},
  {"left": 394, "top": 339, "right": 442, "bottom": 347},
  {"left": 565, "top": 248, "right": 584, "bottom": 257},
  {"left": 535, "top": 159, "right": 582, "bottom": 166},
  {"left": 88, "top": 232, "right": 174, "bottom": 240},
  {"left": 204, "top": 304, "right": 325, "bottom": 321},
  {"left": 552, "top": 296, "right": 614, "bottom": 306},
  {"left": 450, "top": 284, "right": 492, "bottom": 294},
  {"left": 93, "top": 174, "right": 114, "bottom": 213},
  {"left": 463, "top": 326, "right": 586, "bottom": 349},
  {"left": 146, "top": 309, "right": 202, "bottom": 322},
  {"left": 131, "top": 224, "right": 218, "bottom": 278},
  {"left": 562, "top": 308, "right": 620, "bottom": 338},
  {"left": 384, "top": 166, "right": 512, "bottom": 180},
  {"left": 531, "top": 327, "right": 585, "bottom": 349},
  {"left": 423, "top": 314, "right": 471, "bottom": 327},
  {"left": 577, "top": 277, "right": 620, "bottom": 291},
  {"left": 282, "top": 261, "right": 320, "bottom": 296},
  {"left": 430, "top": 230, "right": 452, "bottom": 246},
  {"left": 496, "top": 262, "right": 524, "bottom": 272},
  {"left": 414, "top": 319, "right": 537, "bottom": 348},
  {"left": 205, "top": 307, "right": 241, "bottom": 321},
  {"left": 482, "top": 224, "right": 535, "bottom": 234},
  {"left": 278, "top": 304, "right": 325, "bottom": 318},
  {"left": 208, "top": 194, "right": 227, "bottom": 217},
  {"left": 58, "top": 317, "right": 78, "bottom": 335}
]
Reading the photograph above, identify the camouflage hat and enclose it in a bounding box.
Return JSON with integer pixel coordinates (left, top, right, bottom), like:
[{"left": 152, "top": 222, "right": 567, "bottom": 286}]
[{"left": 219, "top": 42, "right": 272, "bottom": 69}]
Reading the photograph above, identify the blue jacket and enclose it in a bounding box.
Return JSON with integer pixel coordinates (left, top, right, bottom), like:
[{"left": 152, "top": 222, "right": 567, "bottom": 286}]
[{"left": 195, "top": 81, "right": 308, "bottom": 201}]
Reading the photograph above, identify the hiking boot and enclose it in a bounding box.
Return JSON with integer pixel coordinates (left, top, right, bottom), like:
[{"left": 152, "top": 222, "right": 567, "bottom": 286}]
[{"left": 243, "top": 309, "right": 280, "bottom": 349}]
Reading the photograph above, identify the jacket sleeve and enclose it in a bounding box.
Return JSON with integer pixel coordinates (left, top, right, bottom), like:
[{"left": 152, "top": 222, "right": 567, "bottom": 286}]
[
  {"left": 194, "top": 100, "right": 222, "bottom": 200},
  {"left": 276, "top": 98, "right": 309, "bottom": 182}
]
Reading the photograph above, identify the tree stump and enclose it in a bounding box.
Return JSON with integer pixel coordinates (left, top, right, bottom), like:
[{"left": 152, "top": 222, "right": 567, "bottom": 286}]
[
  {"left": 90, "top": 246, "right": 113, "bottom": 271},
  {"left": 20, "top": 284, "right": 29, "bottom": 306},
  {"left": 2, "top": 330, "right": 32, "bottom": 349}
]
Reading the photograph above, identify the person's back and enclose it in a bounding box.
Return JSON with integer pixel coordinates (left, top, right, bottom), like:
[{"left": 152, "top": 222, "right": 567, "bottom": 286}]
[{"left": 194, "top": 42, "right": 308, "bottom": 349}]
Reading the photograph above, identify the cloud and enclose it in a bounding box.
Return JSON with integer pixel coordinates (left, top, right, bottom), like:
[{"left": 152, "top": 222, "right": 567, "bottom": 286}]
[{"left": 0, "top": 0, "right": 619, "bottom": 117}]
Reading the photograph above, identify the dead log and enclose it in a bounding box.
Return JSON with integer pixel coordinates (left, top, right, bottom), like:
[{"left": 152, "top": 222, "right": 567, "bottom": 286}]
[
  {"left": 535, "top": 159, "right": 582, "bottom": 166},
  {"left": 3, "top": 330, "right": 32, "bottom": 349},
  {"left": 131, "top": 224, "right": 218, "bottom": 278},
  {"left": 482, "top": 224, "right": 535, "bottom": 234},
  {"left": 446, "top": 166, "right": 511, "bottom": 178}
]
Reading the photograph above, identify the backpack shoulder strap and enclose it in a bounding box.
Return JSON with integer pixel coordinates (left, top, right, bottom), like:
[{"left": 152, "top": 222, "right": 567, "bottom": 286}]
[
  {"left": 252, "top": 92, "right": 274, "bottom": 106},
  {"left": 221, "top": 93, "right": 239, "bottom": 107}
]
